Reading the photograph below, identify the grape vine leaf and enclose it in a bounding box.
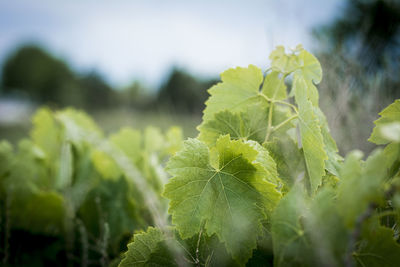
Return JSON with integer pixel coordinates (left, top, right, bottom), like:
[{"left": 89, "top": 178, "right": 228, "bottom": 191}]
[
  {"left": 315, "top": 107, "right": 343, "bottom": 176},
  {"left": 369, "top": 99, "right": 400, "bottom": 145},
  {"left": 31, "top": 108, "right": 61, "bottom": 163},
  {"left": 269, "top": 46, "right": 300, "bottom": 74},
  {"left": 198, "top": 104, "right": 268, "bottom": 146},
  {"left": 383, "top": 142, "right": 400, "bottom": 178},
  {"left": 379, "top": 122, "right": 400, "bottom": 143},
  {"left": 266, "top": 135, "right": 306, "bottom": 189},
  {"left": 269, "top": 46, "right": 322, "bottom": 84},
  {"left": 110, "top": 128, "right": 142, "bottom": 164},
  {"left": 0, "top": 140, "right": 13, "bottom": 178},
  {"left": 165, "top": 127, "right": 183, "bottom": 155},
  {"left": 293, "top": 73, "right": 327, "bottom": 192},
  {"left": 91, "top": 149, "right": 122, "bottom": 180},
  {"left": 79, "top": 177, "right": 143, "bottom": 252},
  {"left": 271, "top": 183, "right": 310, "bottom": 266},
  {"left": 297, "top": 49, "right": 322, "bottom": 84},
  {"left": 356, "top": 226, "right": 400, "bottom": 267},
  {"left": 303, "top": 188, "right": 348, "bottom": 266},
  {"left": 248, "top": 141, "right": 281, "bottom": 188},
  {"left": 163, "top": 135, "right": 280, "bottom": 264},
  {"left": 55, "top": 108, "right": 103, "bottom": 147},
  {"left": 119, "top": 227, "right": 175, "bottom": 267},
  {"left": 261, "top": 71, "right": 287, "bottom": 100},
  {"left": 12, "top": 190, "right": 65, "bottom": 235},
  {"left": 337, "top": 150, "right": 387, "bottom": 227},
  {"left": 201, "top": 65, "right": 265, "bottom": 121},
  {"left": 144, "top": 126, "right": 165, "bottom": 153}
]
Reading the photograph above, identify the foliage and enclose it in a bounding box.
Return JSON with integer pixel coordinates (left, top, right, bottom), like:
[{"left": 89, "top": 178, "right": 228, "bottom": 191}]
[
  {"left": 121, "top": 45, "right": 400, "bottom": 266},
  {"left": 0, "top": 107, "right": 182, "bottom": 266},
  {"left": 1, "top": 45, "right": 400, "bottom": 266}
]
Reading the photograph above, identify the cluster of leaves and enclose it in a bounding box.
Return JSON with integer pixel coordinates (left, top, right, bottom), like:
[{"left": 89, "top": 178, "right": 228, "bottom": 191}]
[
  {"left": 0, "top": 45, "right": 399, "bottom": 266},
  {"left": 120, "top": 46, "right": 400, "bottom": 266},
  {"left": 0, "top": 108, "right": 182, "bottom": 266}
]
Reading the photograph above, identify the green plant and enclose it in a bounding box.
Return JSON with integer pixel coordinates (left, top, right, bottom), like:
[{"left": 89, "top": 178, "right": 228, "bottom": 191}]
[
  {"left": 0, "top": 108, "right": 182, "bottom": 266},
  {"left": 119, "top": 45, "right": 400, "bottom": 266},
  {"left": 0, "top": 45, "right": 399, "bottom": 267}
]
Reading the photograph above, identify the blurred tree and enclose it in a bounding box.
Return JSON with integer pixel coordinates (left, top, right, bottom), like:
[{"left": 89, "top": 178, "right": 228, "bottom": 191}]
[
  {"left": 314, "top": 0, "right": 400, "bottom": 75},
  {"left": 119, "top": 81, "right": 155, "bottom": 109},
  {"left": 312, "top": 0, "right": 400, "bottom": 153},
  {"left": 1, "top": 45, "right": 83, "bottom": 106},
  {"left": 313, "top": 0, "right": 400, "bottom": 98},
  {"left": 156, "top": 68, "right": 217, "bottom": 114},
  {"left": 1, "top": 45, "right": 122, "bottom": 109},
  {"left": 78, "top": 71, "right": 118, "bottom": 109}
]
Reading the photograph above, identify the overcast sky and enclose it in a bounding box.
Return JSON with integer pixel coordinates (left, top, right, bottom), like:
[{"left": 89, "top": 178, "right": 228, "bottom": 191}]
[{"left": 0, "top": 0, "right": 344, "bottom": 87}]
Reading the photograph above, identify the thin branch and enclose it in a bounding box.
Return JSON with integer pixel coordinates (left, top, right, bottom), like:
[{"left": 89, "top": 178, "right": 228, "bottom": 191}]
[
  {"left": 195, "top": 227, "right": 203, "bottom": 267},
  {"left": 264, "top": 106, "right": 274, "bottom": 142},
  {"left": 344, "top": 202, "right": 378, "bottom": 267},
  {"left": 272, "top": 115, "right": 299, "bottom": 133},
  {"left": 259, "top": 93, "right": 298, "bottom": 113}
]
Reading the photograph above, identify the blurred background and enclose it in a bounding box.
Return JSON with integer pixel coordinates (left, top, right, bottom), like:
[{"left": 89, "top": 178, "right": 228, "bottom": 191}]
[{"left": 0, "top": 0, "right": 399, "bottom": 154}]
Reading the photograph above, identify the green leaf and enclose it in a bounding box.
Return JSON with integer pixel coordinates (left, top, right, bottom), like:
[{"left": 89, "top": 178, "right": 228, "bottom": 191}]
[
  {"left": 269, "top": 46, "right": 300, "bottom": 74},
  {"left": 201, "top": 65, "right": 264, "bottom": 121},
  {"left": 12, "top": 191, "right": 65, "bottom": 235},
  {"left": 337, "top": 150, "right": 387, "bottom": 227},
  {"left": 79, "top": 177, "right": 143, "bottom": 253},
  {"left": 165, "top": 126, "right": 183, "bottom": 155},
  {"left": 297, "top": 49, "right": 322, "bottom": 84},
  {"left": 56, "top": 142, "right": 73, "bottom": 189},
  {"left": 378, "top": 122, "right": 400, "bottom": 143},
  {"left": 0, "top": 140, "right": 13, "bottom": 178},
  {"left": 31, "top": 108, "right": 61, "bottom": 162},
  {"left": 355, "top": 226, "right": 400, "bottom": 267},
  {"left": 293, "top": 74, "right": 327, "bottom": 192},
  {"left": 266, "top": 135, "right": 306, "bottom": 189},
  {"left": 303, "top": 188, "right": 348, "bottom": 266},
  {"left": 271, "top": 184, "right": 310, "bottom": 266},
  {"left": 110, "top": 127, "right": 142, "bottom": 163},
  {"left": 91, "top": 149, "right": 122, "bottom": 180},
  {"left": 198, "top": 104, "right": 268, "bottom": 146},
  {"left": 315, "top": 107, "right": 343, "bottom": 176},
  {"left": 369, "top": 99, "right": 400, "bottom": 145},
  {"left": 144, "top": 126, "right": 165, "bottom": 152},
  {"left": 269, "top": 46, "right": 322, "bottom": 85},
  {"left": 261, "top": 71, "right": 287, "bottom": 100},
  {"left": 119, "top": 227, "right": 175, "bottom": 267},
  {"left": 248, "top": 141, "right": 281, "bottom": 188},
  {"left": 383, "top": 142, "right": 400, "bottom": 178},
  {"left": 56, "top": 108, "right": 103, "bottom": 146},
  {"left": 164, "top": 135, "right": 280, "bottom": 264}
]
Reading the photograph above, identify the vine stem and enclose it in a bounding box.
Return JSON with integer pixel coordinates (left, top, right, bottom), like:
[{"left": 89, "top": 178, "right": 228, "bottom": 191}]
[
  {"left": 273, "top": 115, "right": 298, "bottom": 132},
  {"left": 259, "top": 93, "right": 298, "bottom": 113},
  {"left": 195, "top": 227, "right": 203, "bottom": 267},
  {"left": 260, "top": 93, "right": 298, "bottom": 143},
  {"left": 264, "top": 99, "right": 274, "bottom": 143}
]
